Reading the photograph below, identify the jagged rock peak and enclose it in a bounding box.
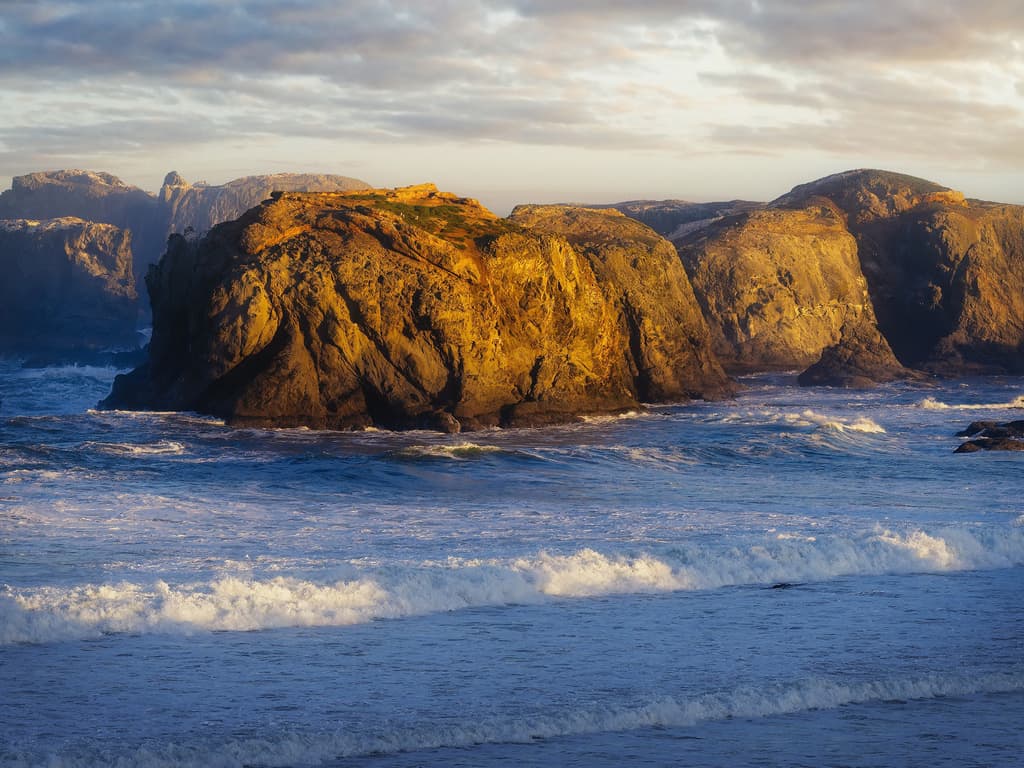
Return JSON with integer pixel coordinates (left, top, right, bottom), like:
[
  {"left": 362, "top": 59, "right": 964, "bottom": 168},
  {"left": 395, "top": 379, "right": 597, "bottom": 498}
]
[{"left": 163, "top": 171, "right": 189, "bottom": 188}]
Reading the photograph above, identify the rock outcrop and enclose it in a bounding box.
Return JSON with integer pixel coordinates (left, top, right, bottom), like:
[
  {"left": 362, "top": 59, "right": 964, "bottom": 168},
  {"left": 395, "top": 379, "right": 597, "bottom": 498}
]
[
  {"left": 678, "top": 168, "right": 1024, "bottom": 380},
  {"left": 0, "top": 169, "right": 373, "bottom": 288},
  {"left": 797, "top": 319, "right": 917, "bottom": 388},
  {"left": 776, "top": 170, "right": 1024, "bottom": 374},
  {"left": 103, "top": 185, "right": 732, "bottom": 430},
  {"left": 157, "top": 171, "right": 371, "bottom": 239},
  {"left": 954, "top": 420, "right": 1024, "bottom": 453},
  {"left": 507, "top": 205, "right": 731, "bottom": 401},
  {"left": 675, "top": 204, "right": 878, "bottom": 373},
  {"left": 0, "top": 170, "right": 156, "bottom": 231},
  {"left": 0, "top": 169, "right": 373, "bottom": 358},
  {"left": 0, "top": 218, "right": 139, "bottom": 358}
]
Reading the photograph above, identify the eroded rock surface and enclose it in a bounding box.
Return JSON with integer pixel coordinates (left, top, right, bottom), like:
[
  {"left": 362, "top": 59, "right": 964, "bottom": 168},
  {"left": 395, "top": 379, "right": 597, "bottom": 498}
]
[
  {"left": 104, "top": 186, "right": 731, "bottom": 430},
  {"left": 676, "top": 204, "right": 877, "bottom": 373}
]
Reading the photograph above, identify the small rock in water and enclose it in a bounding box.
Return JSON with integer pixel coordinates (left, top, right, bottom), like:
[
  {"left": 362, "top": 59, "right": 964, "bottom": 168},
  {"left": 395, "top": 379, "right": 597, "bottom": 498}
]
[{"left": 954, "top": 419, "right": 1024, "bottom": 452}]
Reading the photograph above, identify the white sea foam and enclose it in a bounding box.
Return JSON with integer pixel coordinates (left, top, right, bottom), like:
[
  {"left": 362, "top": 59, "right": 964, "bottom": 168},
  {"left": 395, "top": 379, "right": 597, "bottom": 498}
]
[
  {"left": 579, "top": 410, "right": 645, "bottom": 424},
  {"left": 4, "top": 524, "right": 1022, "bottom": 645},
  {"left": 783, "top": 409, "right": 886, "bottom": 433},
  {"left": 916, "top": 395, "right": 1024, "bottom": 411},
  {"left": 393, "top": 443, "right": 512, "bottom": 460},
  {"left": 82, "top": 440, "right": 187, "bottom": 456},
  {"left": 3, "top": 669, "right": 1021, "bottom": 767},
  {"left": 712, "top": 408, "right": 885, "bottom": 434}
]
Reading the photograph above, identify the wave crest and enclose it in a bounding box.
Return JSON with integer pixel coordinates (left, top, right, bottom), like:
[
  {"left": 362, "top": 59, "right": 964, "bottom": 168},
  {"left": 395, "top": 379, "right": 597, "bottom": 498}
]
[
  {"left": 4, "top": 524, "right": 1022, "bottom": 644},
  {"left": 4, "top": 670, "right": 1021, "bottom": 766}
]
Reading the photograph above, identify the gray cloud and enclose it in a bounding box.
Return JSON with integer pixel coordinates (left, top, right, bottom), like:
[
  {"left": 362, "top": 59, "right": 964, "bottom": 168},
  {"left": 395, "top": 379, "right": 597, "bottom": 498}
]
[{"left": 2, "top": 0, "right": 1023, "bottom": 187}]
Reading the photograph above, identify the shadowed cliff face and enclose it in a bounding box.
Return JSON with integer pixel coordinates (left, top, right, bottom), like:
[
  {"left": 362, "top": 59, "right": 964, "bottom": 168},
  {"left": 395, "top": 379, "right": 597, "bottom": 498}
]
[
  {"left": 104, "top": 186, "right": 732, "bottom": 430},
  {"left": 0, "top": 218, "right": 138, "bottom": 356},
  {"left": 0, "top": 170, "right": 373, "bottom": 300},
  {"left": 675, "top": 204, "right": 878, "bottom": 373},
  {"left": 778, "top": 170, "right": 1024, "bottom": 373}
]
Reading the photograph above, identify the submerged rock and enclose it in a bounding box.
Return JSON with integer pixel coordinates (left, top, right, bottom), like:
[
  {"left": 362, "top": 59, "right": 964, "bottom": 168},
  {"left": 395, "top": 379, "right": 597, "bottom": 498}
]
[
  {"left": 0, "top": 217, "right": 139, "bottom": 357},
  {"left": 953, "top": 419, "right": 1024, "bottom": 452},
  {"left": 103, "top": 186, "right": 731, "bottom": 430}
]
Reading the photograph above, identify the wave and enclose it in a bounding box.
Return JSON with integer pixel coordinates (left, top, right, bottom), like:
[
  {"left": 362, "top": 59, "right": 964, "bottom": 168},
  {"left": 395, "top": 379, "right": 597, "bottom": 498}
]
[
  {"left": 5, "top": 524, "right": 1023, "bottom": 644},
  {"left": 80, "top": 440, "right": 187, "bottom": 457},
  {"left": 389, "top": 443, "right": 536, "bottom": 461},
  {"left": 916, "top": 395, "right": 1024, "bottom": 411},
  {"left": 784, "top": 409, "right": 885, "bottom": 434},
  {"left": 4, "top": 669, "right": 1021, "bottom": 767},
  {"left": 707, "top": 408, "right": 885, "bottom": 434}
]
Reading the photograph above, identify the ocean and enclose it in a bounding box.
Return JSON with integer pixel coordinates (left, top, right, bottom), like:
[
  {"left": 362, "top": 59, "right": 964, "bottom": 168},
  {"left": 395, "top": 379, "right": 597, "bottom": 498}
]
[{"left": 1, "top": 361, "right": 1022, "bottom": 767}]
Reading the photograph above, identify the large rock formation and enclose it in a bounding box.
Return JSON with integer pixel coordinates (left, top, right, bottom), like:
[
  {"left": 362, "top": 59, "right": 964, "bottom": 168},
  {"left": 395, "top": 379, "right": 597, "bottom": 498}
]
[
  {"left": 777, "top": 170, "right": 1024, "bottom": 374},
  {"left": 0, "top": 170, "right": 373, "bottom": 282},
  {"left": 0, "top": 218, "right": 139, "bottom": 357},
  {"left": 675, "top": 204, "right": 879, "bottom": 373},
  {"left": 507, "top": 205, "right": 730, "bottom": 401},
  {"left": 103, "top": 185, "right": 732, "bottom": 430}
]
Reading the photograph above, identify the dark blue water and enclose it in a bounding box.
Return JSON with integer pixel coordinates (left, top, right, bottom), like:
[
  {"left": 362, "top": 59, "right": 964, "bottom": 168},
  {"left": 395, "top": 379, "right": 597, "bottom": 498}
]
[{"left": 1, "top": 362, "right": 1022, "bottom": 766}]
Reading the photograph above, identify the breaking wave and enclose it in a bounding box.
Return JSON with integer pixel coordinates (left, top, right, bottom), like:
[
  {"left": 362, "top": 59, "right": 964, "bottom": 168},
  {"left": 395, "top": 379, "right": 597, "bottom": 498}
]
[
  {"left": 81, "top": 440, "right": 187, "bottom": 457},
  {"left": 5, "top": 524, "right": 1022, "bottom": 644},
  {"left": 390, "top": 442, "right": 513, "bottom": 460},
  {"left": 3, "top": 669, "right": 1021, "bottom": 767},
  {"left": 916, "top": 395, "right": 1024, "bottom": 411}
]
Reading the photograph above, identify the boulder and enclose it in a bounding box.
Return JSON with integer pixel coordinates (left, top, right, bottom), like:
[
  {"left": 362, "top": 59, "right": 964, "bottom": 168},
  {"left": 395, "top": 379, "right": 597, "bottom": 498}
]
[
  {"left": 798, "top": 319, "right": 920, "bottom": 387},
  {"left": 103, "top": 185, "right": 732, "bottom": 430}
]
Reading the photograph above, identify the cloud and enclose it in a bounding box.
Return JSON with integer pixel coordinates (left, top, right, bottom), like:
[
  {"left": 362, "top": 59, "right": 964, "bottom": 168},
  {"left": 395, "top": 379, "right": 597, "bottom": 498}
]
[{"left": 1, "top": 0, "right": 1023, "bottom": 193}]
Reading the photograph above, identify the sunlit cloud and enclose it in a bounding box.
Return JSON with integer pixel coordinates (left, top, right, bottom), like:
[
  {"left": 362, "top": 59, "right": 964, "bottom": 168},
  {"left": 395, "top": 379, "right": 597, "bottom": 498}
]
[{"left": 1, "top": 0, "right": 1022, "bottom": 206}]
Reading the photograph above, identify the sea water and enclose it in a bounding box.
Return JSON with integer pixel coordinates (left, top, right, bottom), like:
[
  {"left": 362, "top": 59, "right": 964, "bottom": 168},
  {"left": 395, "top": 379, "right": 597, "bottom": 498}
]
[{"left": 0, "top": 361, "right": 1021, "bottom": 767}]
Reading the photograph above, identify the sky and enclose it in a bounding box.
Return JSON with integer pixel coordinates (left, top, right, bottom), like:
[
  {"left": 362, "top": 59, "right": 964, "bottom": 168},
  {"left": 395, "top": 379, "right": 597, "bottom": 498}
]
[{"left": 1, "top": 0, "right": 1022, "bottom": 214}]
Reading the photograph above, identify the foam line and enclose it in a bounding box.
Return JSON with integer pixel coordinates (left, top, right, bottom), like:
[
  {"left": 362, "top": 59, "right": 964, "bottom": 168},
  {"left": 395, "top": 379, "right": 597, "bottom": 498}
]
[{"left": 4, "top": 524, "right": 1023, "bottom": 645}]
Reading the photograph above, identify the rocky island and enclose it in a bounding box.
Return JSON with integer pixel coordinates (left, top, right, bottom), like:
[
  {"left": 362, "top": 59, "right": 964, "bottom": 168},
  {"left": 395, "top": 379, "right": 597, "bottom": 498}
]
[{"left": 103, "top": 185, "right": 731, "bottom": 430}]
